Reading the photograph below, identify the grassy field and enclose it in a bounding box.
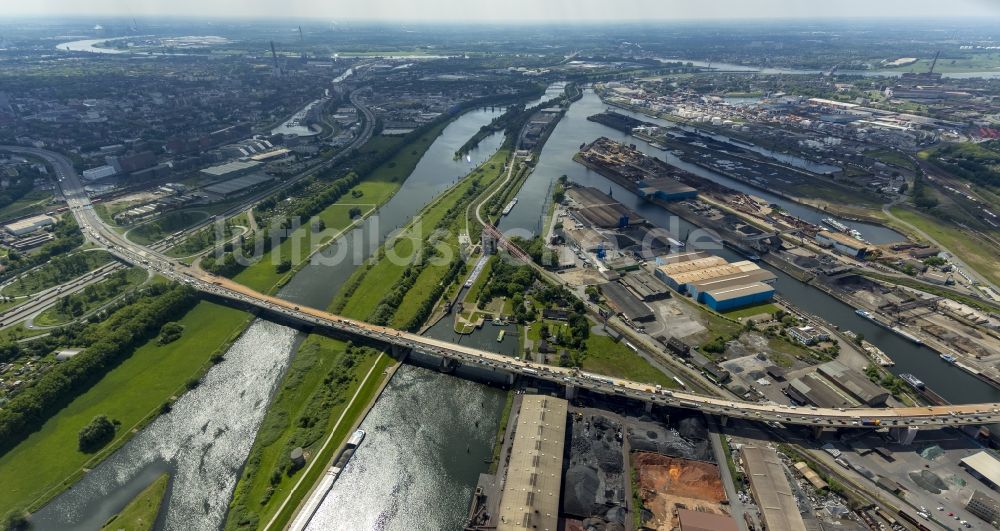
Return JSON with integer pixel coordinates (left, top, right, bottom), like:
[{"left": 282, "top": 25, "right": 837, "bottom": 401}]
[
  {"left": 722, "top": 303, "right": 779, "bottom": 320},
  {"left": 334, "top": 149, "right": 510, "bottom": 320},
  {"left": 0, "top": 189, "right": 53, "bottom": 222},
  {"left": 2, "top": 250, "right": 115, "bottom": 297},
  {"left": 581, "top": 333, "right": 679, "bottom": 388},
  {"left": 0, "top": 323, "right": 50, "bottom": 343},
  {"left": 866, "top": 149, "right": 915, "bottom": 171},
  {"left": 100, "top": 473, "right": 169, "bottom": 531},
  {"left": 165, "top": 213, "right": 248, "bottom": 258},
  {"left": 884, "top": 54, "right": 1000, "bottom": 73},
  {"left": 224, "top": 341, "right": 392, "bottom": 530},
  {"left": 126, "top": 210, "right": 211, "bottom": 246},
  {"left": 34, "top": 267, "right": 148, "bottom": 326},
  {"left": 0, "top": 301, "right": 250, "bottom": 517},
  {"left": 890, "top": 206, "right": 1000, "bottom": 287}
]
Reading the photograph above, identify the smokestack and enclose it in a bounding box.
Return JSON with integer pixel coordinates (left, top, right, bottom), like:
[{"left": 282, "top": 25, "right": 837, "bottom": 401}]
[{"left": 270, "top": 40, "right": 278, "bottom": 69}]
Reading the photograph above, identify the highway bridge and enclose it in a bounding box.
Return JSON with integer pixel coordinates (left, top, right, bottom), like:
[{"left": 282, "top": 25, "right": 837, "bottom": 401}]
[{"left": 7, "top": 129, "right": 1000, "bottom": 432}]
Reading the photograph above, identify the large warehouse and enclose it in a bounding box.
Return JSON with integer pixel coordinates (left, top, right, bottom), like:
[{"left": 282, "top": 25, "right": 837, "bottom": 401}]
[
  {"left": 567, "top": 186, "right": 646, "bottom": 228},
  {"left": 638, "top": 176, "right": 697, "bottom": 201},
  {"left": 202, "top": 173, "right": 274, "bottom": 199},
  {"left": 653, "top": 253, "right": 776, "bottom": 311},
  {"left": 497, "top": 395, "right": 567, "bottom": 531},
  {"left": 961, "top": 452, "right": 1000, "bottom": 491},
  {"left": 787, "top": 361, "right": 889, "bottom": 408},
  {"left": 702, "top": 282, "right": 775, "bottom": 312},
  {"left": 741, "top": 445, "right": 807, "bottom": 531},
  {"left": 4, "top": 214, "right": 55, "bottom": 236},
  {"left": 816, "top": 230, "right": 869, "bottom": 259},
  {"left": 199, "top": 160, "right": 261, "bottom": 181},
  {"left": 601, "top": 281, "right": 655, "bottom": 322}
]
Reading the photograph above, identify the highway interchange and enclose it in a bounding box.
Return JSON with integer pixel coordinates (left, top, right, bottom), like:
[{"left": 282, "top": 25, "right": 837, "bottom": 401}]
[{"left": 5, "top": 92, "right": 1000, "bottom": 431}]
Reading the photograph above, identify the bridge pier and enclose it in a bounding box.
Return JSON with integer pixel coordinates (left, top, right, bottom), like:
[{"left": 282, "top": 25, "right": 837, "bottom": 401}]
[
  {"left": 644, "top": 401, "right": 653, "bottom": 414},
  {"left": 720, "top": 415, "right": 729, "bottom": 427},
  {"left": 439, "top": 357, "right": 457, "bottom": 374},
  {"left": 564, "top": 384, "right": 577, "bottom": 401},
  {"left": 390, "top": 344, "right": 410, "bottom": 360},
  {"left": 507, "top": 372, "right": 515, "bottom": 386},
  {"left": 812, "top": 425, "right": 827, "bottom": 440}
]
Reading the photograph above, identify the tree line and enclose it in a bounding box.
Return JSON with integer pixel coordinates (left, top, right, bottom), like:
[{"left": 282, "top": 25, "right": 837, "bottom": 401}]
[{"left": 0, "top": 283, "right": 199, "bottom": 454}]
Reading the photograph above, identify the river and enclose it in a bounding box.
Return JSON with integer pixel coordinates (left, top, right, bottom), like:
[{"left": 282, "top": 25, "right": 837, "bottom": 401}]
[
  {"left": 31, "top": 105, "right": 510, "bottom": 530},
  {"left": 502, "top": 88, "right": 1000, "bottom": 406}
]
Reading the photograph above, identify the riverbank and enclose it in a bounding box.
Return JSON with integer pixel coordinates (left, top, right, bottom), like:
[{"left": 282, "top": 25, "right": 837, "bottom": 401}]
[
  {"left": 226, "top": 347, "right": 397, "bottom": 531},
  {"left": 231, "top": 120, "right": 456, "bottom": 293},
  {"left": 0, "top": 300, "right": 252, "bottom": 518}
]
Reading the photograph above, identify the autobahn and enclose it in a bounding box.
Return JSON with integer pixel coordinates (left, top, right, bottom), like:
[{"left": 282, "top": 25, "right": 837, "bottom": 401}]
[{"left": 9, "top": 130, "right": 1000, "bottom": 432}]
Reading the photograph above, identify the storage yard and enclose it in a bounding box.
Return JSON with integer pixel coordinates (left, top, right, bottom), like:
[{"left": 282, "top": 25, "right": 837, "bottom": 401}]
[{"left": 632, "top": 453, "right": 730, "bottom": 530}]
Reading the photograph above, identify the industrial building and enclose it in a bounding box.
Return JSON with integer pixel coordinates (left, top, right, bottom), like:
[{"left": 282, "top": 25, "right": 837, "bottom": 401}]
[
  {"left": 653, "top": 252, "right": 776, "bottom": 311},
  {"left": 249, "top": 147, "right": 292, "bottom": 163},
  {"left": 816, "top": 230, "right": 869, "bottom": 259},
  {"left": 601, "top": 281, "right": 655, "bottom": 322},
  {"left": 686, "top": 269, "right": 777, "bottom": 303},
  {"left": 961, "top": 451, "right": 1000, "bottom": 490},
  {"left": 702, "top": 282, "right": 774, "bottom": 312},
  {"left": 787, "top": 373, "right": 858, "bottom": 409},
  {"left": 787, "top": 361, "right": 889, "bottom": 408},
  {"left": 618, "top": 271, "right": 670, "bottom": 301},
  {"left": 202, "top": 173, "right": 274, "bottom": 199},
  {"left": 638, "top": 176, "right": 698, "bottom": 201},
  {"left": 567, "top": 186, "right": 645, "bottom": 228},
  {"left": 788, "top": 325, "right": 829, "bottom": 345},
  {"left": 793, "top": 462, "right": 829, "bottom": 491},
  {"left": 966, "top": 489, "right": 1000, "bottom": 526},
  {"left": 676, "top": 509, "right": 739, "bottom": 531},
  {"left": 496, "top": 395, "right": 567, "bottom": 531},
  {"left": 741, "top": 445, "right": 807, "bottom": 531},
  {"left": 81, "top": 164, "right": 117, "bottom": 181},
  {"left": 4, "top": 214, "right": 55, "bottom": 236},
  {"left": 817, "top": 361, "right": 889, "bottom": 406},
  {"left": 199, "top": 160, "right": 261, "bottom": 181}
]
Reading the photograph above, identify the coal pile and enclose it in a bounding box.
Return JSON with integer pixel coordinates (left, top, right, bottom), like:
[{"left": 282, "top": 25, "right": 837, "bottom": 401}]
[
  {"left": 627, "top": 416, "right": 714, "bottom": 463},
  {"left": 563, "top": 414, "right": 627, "bottom": 519}
]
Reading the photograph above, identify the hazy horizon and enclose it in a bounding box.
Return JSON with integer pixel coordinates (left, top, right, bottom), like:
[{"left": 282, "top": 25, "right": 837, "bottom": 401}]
[{"left": 4, "top": 0, "right": 1000, "bottom": 22}]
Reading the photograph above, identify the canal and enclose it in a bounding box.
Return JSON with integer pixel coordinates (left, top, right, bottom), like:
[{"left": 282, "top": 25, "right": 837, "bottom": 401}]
[
  {"left": 502, "top": 88, "right": 1000, "bottom": 406},
  {"left": 31, "top": 105, "right": 511, "bottom": 530}
]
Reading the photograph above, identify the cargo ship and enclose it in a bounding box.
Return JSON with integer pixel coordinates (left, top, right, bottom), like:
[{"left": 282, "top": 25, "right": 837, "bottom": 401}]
[
  {"left": 722, "top": 239, "right": 761, "bottom": 261},
  {"left": 899, "top": 373, "right": 925, "bottom": 390},
  {"left": 892, "top": 326, "right": 923, "bottom": 345},
  {"left": 497, "top": 329, "right": 505, "bottom": 342},
  {"left": 501, "top": 198, "right": 518, "bottom": 216},
  {"left": 861, "top": 340, "right": 894, "bottom": 367},
  {"left": 347, "top": 429, "right": 365, "bottom": 448},
  {"left": 823, "top": 217, "right": 849, "bottom": 232}
]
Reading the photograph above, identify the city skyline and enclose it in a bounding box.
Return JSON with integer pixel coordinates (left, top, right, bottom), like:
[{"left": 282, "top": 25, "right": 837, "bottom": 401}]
[{"left": 4, "top": 0, "right": 1000, "bottom": 22}]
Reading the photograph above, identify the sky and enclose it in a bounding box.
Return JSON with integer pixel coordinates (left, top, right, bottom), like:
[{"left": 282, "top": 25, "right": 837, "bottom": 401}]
[{"left": 4, "top": 0, "right": 1000, "bottom": 22}]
